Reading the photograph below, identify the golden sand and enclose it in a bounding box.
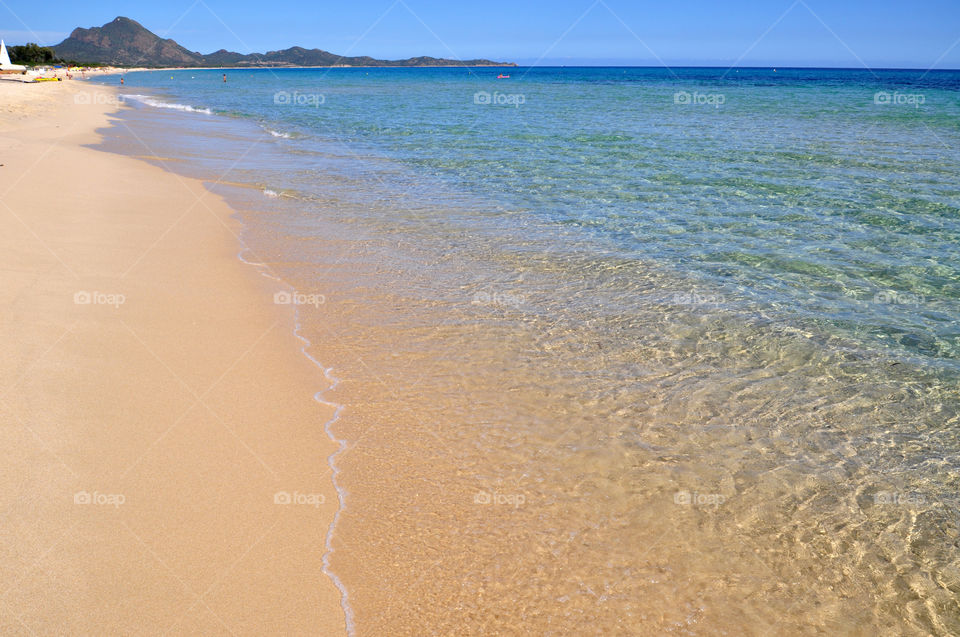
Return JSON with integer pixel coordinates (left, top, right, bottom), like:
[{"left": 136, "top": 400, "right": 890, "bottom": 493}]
[{"left": 0, "top": 79, "right": 346, "bottom": 635}]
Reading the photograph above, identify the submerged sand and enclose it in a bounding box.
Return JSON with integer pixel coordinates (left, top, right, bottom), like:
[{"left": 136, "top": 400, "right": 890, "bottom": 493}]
[{"left": 0, "top": 80, "right": 346, "bottom": 634}]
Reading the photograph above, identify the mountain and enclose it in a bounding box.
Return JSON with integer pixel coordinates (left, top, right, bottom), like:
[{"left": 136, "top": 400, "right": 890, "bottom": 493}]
[
  {"left": 53, "top": 17, "right": 203, "bottom": 67},
  {"left": 52, "top": 17, "right": 515, "bottom": 68}
]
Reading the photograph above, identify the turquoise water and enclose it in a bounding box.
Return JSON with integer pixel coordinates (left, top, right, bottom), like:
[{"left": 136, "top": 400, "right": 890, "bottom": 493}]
[
  {"left": 96, "top": 67, "right": 960, "bottom": 635},
  {"left": 104, "top": 67, "right": 960, "bottom": 367}
]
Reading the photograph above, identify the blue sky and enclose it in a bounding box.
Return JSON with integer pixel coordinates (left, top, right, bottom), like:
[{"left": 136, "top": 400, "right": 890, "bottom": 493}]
[{"left": 2, "top": 0, "right": 959, "bottom": 68}]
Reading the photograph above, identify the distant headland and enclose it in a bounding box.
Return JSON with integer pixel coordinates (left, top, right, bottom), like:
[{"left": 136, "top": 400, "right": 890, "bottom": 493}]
[{"left": 49, "top": 16, "right": 516, "bottom": 68}]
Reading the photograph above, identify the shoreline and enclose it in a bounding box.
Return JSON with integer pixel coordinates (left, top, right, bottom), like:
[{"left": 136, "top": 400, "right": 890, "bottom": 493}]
[
  {"left": 1, "top": 79, "right": 348, "bottom": 634},
  {"left": 36, "top": 64, "right": 960, "bottom": 72},
  {"left": 91, "top": 65, "right": 960, "bottom": 636},
  {"left": 7, "top": 65, "right": 959, "bottom": 635}
]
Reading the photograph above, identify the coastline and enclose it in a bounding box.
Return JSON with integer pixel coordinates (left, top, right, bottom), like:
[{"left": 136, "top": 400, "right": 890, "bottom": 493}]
[
  {"left": 97, "top": 66, "right": 960, "bottom": 636},
  {"left": 6, "top": 66, "right": 959, "bottom": 635},
  {"left": 0, "top": 80, "right": 347, "bottom": 634}
]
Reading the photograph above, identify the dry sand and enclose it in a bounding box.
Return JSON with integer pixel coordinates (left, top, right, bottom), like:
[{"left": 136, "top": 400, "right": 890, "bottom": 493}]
[{"left": 0, "top": 79, "right": 347, "bottom": 635}]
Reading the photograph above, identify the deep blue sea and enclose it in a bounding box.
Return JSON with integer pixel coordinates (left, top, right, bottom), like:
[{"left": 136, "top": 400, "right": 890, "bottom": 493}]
[{"left": 95, "top": 67, "right": 960, "bottom": 635}]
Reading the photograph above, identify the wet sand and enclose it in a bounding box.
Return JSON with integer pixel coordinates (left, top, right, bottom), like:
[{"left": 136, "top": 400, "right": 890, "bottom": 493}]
[{"left": 0, "top": 80, "right": 346, "bottom": 635}]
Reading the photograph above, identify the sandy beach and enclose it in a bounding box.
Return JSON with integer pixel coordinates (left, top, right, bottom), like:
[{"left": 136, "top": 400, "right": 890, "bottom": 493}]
[
  {"left": 4, "top": 54, "right": 959, "bottom": 636},
  {"left": 0, "top": 79, "right": 346, "bottom": 635}
]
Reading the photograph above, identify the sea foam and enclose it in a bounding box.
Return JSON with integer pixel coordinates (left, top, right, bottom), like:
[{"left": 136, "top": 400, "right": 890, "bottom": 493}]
[{"left": 123, "top": 94, "right": 213, "bottom": 115}]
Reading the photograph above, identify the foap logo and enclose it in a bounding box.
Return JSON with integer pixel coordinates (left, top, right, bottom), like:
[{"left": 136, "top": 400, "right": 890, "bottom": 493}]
[
  {"left": 672, "top": 291, "right": 725, "bottom": 307},
  {"left": 674, "top": 490, "right": 726, "bottom": 507},
  {"left": 74, "top": 291, "right": 126, "bottom": 308},
  {"left": 74, "top": 491, "right": 125, "bottom": 508},
  {"left": 874, "top": 91, "right": 925, "bottom": 108},
  {"left": 274, "top": 491, "right": 325, "bottom": 507},
  {"left": 674, "top": 90, "right": 725, "bottom": 108},
  {"left": 472, "top": 290, "right": 526, "bottom": 310},
  {"left": 74, "top": 92, "right": 125, "bottom": 106},
  {"left": 474, "top": 491, "right": 526, "bottom": 508},
  {"left": 274, "top": 291, "right": 326, "bottom": 308},
  {"left": 274, "top": 91, "right": 325, "bottom": 107},
  {"left": 873, "top": 290, "right": 924, "bottom": 307},
  {"left": 874, "top": 491, "right": 926, "bottom": 506},
  {"left": 474, "top": 91, "right": 526, "bottom": 108}
]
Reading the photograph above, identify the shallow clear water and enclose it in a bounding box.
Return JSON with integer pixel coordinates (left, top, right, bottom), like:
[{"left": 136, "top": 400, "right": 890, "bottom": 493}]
[{"left": 97, "top": 67, "right": 960, "bottom": 635}]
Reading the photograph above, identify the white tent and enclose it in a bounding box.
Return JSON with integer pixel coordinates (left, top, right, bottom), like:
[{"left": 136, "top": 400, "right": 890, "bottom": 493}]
[{"left": 0, "top": 40, "right": 28, "bottom": 72}]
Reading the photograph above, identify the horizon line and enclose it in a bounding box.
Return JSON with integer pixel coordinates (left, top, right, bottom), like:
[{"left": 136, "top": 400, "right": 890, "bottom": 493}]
[{"left": 114, "top": 64, "right": 960, "bottom": 72}]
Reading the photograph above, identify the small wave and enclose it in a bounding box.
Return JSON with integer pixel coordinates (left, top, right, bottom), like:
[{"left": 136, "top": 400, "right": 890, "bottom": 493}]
[
  {"left": 123, "top": 94, "right": 212, "bottom": 115},
  {"left": 263, "top": 188, "right": 280, "bottom": 198},
  {"left": 268, "top": 129, "right": 292, "bottom": 139}
]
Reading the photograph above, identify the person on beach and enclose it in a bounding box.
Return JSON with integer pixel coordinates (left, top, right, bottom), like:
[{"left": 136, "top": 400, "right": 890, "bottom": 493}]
[
  {"left": 223, "top": 73, "right": 227, "bottom": 83},
  {"left": 120, "top": 76, "right": 123, "bottom": 85}
]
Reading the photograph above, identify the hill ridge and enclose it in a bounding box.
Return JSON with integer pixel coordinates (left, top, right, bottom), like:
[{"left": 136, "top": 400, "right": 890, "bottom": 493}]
[{"left": 52, "top": 16, "right": 516, "bottom": 68}]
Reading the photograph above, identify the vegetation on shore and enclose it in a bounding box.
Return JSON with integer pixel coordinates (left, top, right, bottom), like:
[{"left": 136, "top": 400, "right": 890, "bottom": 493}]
[{"left": 8, "top": 42, "right": 105, "bottom": 67}]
